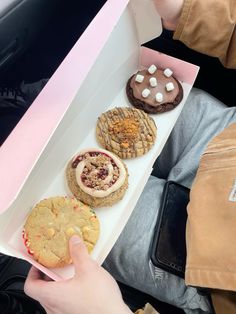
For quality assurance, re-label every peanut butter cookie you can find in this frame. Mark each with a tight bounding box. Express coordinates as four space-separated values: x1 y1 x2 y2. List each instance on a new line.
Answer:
96 107 157 159
23 196 100 268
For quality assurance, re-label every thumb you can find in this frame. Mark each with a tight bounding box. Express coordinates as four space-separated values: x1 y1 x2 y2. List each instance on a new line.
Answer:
69 235 90 275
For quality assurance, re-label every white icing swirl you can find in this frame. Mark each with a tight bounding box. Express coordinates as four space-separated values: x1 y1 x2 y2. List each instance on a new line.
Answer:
74 148 126 198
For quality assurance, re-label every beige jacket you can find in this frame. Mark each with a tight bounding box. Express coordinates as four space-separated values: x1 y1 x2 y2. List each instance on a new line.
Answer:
186 123 236 313
174 1 236 313
134 303 159 314
174 0 236 69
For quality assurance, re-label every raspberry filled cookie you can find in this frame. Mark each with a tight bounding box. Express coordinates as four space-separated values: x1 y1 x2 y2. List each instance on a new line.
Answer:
66 148 128 207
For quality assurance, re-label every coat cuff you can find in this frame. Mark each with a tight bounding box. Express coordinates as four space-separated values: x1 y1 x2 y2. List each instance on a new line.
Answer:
134 303 159 314
173 0 193 41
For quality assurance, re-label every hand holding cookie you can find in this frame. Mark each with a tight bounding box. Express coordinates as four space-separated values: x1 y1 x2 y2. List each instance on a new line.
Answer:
23 197 100 268
24 236 132 314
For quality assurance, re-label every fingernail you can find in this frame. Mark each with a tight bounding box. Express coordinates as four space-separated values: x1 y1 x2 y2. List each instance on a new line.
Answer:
70 235 81 245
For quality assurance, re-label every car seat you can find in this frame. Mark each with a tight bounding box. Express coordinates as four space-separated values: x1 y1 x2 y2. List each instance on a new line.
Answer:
0 0 58 73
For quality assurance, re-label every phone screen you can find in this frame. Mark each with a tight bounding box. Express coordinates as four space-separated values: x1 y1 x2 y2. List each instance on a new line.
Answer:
150 181 189 278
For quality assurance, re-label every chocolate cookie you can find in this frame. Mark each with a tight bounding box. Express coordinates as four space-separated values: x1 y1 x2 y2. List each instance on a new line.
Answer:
96 107 157 159
23 196 100 268
126 65 183 114
66 148 128 207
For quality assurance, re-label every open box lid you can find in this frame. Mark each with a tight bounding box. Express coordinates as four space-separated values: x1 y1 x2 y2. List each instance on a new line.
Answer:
0 0 162 215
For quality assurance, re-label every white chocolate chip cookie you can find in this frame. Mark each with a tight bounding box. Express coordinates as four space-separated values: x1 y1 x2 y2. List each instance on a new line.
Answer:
23 196 100 268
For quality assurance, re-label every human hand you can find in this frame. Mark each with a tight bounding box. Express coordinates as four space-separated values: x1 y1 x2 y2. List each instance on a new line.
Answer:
153 0 184 30
24 236 132 314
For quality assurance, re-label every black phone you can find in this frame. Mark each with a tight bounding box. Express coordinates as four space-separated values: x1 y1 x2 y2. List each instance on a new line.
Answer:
150 181 190 278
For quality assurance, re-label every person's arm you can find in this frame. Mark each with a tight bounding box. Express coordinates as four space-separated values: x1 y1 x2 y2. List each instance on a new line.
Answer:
24 236 133 314
154 0 236 69
153 0 184 31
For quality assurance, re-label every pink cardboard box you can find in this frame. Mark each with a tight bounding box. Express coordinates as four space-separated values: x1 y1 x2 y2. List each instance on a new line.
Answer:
0 0 199 280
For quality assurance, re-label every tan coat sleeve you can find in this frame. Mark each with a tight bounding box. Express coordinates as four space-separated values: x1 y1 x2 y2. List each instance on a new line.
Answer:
211 290 236 314
174 0 236 69
134 303 159 314
185 122 236 292
185 122 236 312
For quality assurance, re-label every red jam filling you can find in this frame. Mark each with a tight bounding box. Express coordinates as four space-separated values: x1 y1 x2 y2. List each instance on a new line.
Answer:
22 230 34 256
72 151 120 189
72 151 116 168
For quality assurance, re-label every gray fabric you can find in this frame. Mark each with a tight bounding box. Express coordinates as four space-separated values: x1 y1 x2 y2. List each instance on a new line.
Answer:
103 88 236 313
155 88 236 187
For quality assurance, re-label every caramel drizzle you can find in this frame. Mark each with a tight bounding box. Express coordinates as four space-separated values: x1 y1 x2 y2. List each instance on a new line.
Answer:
98 108 156 158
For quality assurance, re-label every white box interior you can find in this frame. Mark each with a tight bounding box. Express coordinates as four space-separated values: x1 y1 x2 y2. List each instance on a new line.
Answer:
0 1 197 280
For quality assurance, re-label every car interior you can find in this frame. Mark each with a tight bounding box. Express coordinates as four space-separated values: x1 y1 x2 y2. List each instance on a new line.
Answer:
0 1 235 313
